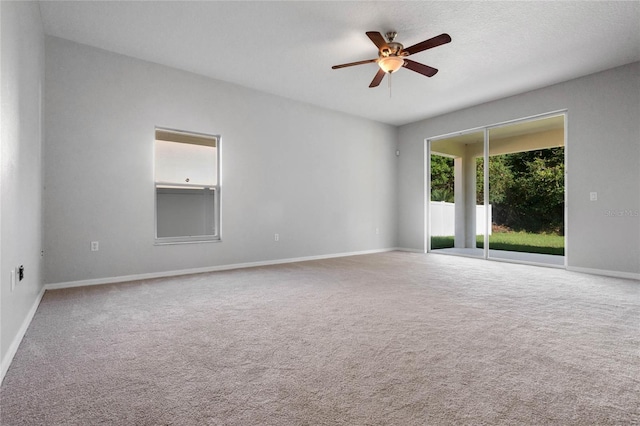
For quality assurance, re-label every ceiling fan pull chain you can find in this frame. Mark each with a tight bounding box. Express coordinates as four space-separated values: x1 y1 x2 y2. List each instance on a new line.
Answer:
388 72 392 98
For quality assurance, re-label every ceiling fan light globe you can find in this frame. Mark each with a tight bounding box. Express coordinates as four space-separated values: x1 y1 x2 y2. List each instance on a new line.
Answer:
378 56 404 73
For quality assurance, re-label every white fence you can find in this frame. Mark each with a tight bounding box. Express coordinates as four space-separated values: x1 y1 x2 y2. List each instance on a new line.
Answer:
430 202 492 237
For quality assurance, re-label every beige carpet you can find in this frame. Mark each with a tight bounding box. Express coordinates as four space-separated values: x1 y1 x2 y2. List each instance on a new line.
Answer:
1 252 639 425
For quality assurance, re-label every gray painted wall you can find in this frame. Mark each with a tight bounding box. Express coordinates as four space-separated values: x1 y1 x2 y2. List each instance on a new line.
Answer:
1 1 45 368
44 37 398 284
398 62 640 275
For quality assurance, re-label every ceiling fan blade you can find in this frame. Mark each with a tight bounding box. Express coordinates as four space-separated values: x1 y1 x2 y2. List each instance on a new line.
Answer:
403 33 451 56
332 58 378 69
403 59 438 77
366 31 388 49
369 68 386 88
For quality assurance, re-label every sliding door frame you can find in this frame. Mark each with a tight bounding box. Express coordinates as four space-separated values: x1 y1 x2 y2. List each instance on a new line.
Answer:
425 109 568 268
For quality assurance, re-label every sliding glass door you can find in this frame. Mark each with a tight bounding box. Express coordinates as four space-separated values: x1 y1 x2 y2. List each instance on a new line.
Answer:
487 115 565 265
427 112 566 267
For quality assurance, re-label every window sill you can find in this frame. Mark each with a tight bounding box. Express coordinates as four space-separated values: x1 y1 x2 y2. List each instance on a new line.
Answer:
154 237 222 246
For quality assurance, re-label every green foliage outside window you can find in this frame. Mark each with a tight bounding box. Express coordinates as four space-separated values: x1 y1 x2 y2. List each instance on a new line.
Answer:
430 155 454 202
430 147 564 234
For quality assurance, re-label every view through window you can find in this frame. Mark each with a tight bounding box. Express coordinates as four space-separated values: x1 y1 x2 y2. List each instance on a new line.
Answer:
154 128 220 243
428 114 565 266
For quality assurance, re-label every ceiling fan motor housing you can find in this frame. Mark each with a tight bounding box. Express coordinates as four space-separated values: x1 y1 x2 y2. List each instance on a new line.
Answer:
380 42 404 57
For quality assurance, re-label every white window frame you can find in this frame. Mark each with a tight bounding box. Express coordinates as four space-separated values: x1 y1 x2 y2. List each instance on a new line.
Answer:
154 127 221 245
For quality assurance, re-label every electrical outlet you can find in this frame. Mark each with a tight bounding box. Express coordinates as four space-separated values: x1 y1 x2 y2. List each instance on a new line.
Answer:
91 241 99 251
590 192 597 201
274 233 279 242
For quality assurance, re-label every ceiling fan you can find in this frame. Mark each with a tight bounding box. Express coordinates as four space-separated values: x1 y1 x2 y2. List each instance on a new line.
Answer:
331 31 451 88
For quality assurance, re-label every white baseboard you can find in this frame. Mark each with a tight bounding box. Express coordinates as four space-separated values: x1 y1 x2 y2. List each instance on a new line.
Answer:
1 287 46 384
567 266 640 281
45 248 399 290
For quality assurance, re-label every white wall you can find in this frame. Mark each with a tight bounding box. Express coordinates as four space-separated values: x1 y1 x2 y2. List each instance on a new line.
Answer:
398 62 640 276
1 1 45 375
44 37 398 284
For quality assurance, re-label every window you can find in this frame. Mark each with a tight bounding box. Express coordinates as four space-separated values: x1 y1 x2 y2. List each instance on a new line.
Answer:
154 128 220 244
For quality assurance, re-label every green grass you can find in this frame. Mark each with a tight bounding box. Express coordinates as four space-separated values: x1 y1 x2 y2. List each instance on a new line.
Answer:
431 236 456 250
431 232 564 256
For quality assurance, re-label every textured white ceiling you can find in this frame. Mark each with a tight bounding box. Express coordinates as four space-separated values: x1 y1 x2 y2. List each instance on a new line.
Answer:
39 1 640 126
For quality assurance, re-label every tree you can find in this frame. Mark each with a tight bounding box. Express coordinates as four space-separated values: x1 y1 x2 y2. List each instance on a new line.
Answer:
430 155 454 202
476 155 513 205
502 147 564 234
